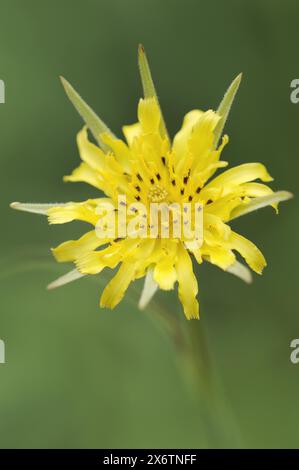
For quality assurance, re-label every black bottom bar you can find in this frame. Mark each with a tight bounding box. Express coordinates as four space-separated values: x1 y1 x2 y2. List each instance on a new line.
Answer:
0 449 298 466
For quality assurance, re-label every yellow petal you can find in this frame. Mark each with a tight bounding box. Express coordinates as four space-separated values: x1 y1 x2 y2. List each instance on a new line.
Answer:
77 127 106 172
122 122 142 147
137 97 161 135
191 248 203 265
204 213 231 240
100 262 136 309
63 162 102 189
205 195 242 221
175 242 199 319
229 231 266 274
100 132 131 172
191 134 229 183
238 182 273 198
172 109 204 160
188 110 220 157
76 243 121 274
52 230 109 262
204 183 275 221
203 162 273 199
202 245 236 270
153 259 177 290
47 200 99 225
76 239 139 274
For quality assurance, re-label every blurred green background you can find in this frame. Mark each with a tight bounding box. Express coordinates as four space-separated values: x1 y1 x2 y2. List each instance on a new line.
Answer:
0 0 298 448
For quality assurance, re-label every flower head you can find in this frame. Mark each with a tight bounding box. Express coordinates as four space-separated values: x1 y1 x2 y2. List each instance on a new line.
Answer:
11 45 292 319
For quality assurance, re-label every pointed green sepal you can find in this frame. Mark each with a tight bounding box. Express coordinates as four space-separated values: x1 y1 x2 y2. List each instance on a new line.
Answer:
214 73 242 148
138 267 158 310
10 202 65 215
226 260 252 284
47 268 85 290
230 190 293 220
60 76 115 152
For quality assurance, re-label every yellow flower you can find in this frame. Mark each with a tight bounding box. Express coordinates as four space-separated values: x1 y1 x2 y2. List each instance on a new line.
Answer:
11 45 292 319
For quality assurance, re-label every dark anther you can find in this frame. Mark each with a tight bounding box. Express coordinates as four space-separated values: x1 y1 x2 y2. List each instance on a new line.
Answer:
171 179 176 186
188 195 193 201
135 195 141 201
135 185 141 192
196 187 201 194
206 199 212 204
180 188 185 195
161 156 166 166
150 178 155 184
183 175 189 184
137 173 143 181
156 173 161 181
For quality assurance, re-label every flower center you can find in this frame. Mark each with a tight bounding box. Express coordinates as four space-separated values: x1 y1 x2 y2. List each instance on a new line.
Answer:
148 184 168 203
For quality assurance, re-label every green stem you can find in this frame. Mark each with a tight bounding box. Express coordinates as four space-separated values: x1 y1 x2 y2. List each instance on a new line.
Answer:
147 302 243 448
